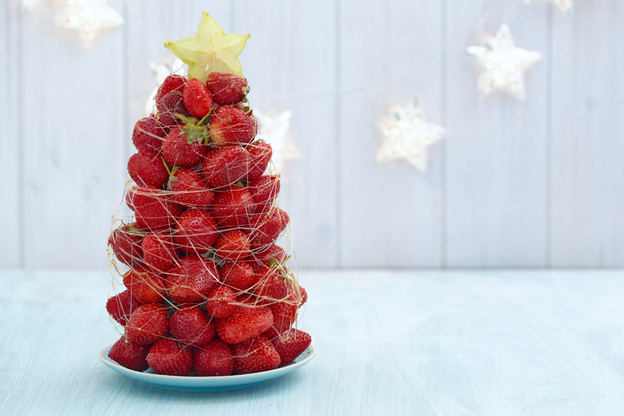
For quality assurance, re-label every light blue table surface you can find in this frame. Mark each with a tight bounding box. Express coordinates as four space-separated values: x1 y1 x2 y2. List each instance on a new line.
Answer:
2 270 624 416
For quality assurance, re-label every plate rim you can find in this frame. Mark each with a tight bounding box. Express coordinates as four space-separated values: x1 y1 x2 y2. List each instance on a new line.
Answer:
98 341 316 383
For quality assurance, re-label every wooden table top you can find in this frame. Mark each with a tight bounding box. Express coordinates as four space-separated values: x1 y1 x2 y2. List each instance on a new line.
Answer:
2 269 624 415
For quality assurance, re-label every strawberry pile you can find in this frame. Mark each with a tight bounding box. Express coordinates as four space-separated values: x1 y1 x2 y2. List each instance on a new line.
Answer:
106 72 311 376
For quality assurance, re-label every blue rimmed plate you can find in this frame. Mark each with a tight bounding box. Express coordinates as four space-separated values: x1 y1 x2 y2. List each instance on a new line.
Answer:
98 342 315 392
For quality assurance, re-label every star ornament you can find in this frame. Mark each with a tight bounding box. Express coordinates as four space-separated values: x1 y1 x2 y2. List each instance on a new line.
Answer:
375 100 445 172
52 0 124 49
467 24 541 100
165 12 250 82
255 110 300 172
525 0 574 15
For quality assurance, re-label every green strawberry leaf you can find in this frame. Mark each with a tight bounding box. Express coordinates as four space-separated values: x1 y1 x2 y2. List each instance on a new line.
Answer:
175 114 198 124
181 123 210 145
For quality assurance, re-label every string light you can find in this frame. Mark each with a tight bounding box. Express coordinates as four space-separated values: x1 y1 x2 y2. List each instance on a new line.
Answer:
525 0 574 15
255 110 300 172
375 99 444 172
467 24 541 100
52 0 124 49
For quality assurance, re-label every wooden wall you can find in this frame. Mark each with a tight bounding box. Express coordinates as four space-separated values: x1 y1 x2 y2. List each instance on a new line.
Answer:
1 0 623 269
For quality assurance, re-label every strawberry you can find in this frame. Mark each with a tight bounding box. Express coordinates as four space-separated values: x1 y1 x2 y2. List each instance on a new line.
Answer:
106 290 141 326
254 267 288 304
209 185 254 230
219 261 255 292
155 74 187 103
169 306 215 348
193 339 234 376
174 209 218 253
232 334 280 374
271 329 311 366
127 152 169 188
131 187 183 231
206 286 237 318
126 303 170 346
248 244 287 272
156 90 187 129
248 209 289 249
183 78 214 118
300 287 308 305
142 231 177 273
108 223 145 266
248 175 280 214
246 140 272 181
126 187 135 211
202 146 250 189
166 255 220 304
206 72 249 105
209 106 257 146
132 116 167 153
214 231 251 262
162 125 208 168
108 336 150 371
167 168 214 208
123 266 167 304
146 338 192 376
215 303 273 345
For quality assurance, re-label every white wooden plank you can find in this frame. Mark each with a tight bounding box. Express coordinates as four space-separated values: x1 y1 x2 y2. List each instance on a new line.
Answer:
549 1 624 267
0 1 21 267
20 0 126 268
338 0 444 268
445 1 549 267
233 0 339 268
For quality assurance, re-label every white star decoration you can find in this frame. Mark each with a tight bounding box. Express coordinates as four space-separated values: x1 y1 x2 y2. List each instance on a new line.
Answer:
255 110 301 172
52 0 124 49
525 0 574 15
467 24 541 100
376 100 445 172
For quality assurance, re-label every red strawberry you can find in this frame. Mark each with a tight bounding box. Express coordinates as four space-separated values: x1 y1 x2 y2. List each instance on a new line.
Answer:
132 187 183 231
132 116 167 153
123 266 167 304
167 168 214 208
156 90 187 129
206 72 249 105
214 231 251 262
146 338 192 376
108 223 145 266
232 335 280 374
106 290 141 326
108 336 150 371
183 78 214 118
248 175 280 214
248 244 287 272
142 231 177 273
215 303 273 344
126 187 135 211
127 152 169 188
162 125 208 168
126 303 170 346
169 306 215 348
209 186 254 230
246 140 272 181
271 329 311 366
193 339 234 376
209 106 257 146
202 146 250 189
166 256 220 304
155 74 187 103
174 209 218 253
300 287 308 305
206 286 237 318
248 209 289 250
254 267 288 304
219 261 255 292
